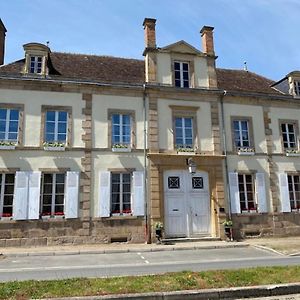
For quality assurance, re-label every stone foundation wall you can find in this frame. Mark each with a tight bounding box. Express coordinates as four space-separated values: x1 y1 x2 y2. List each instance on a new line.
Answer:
232 213 300 239
0 218 146 247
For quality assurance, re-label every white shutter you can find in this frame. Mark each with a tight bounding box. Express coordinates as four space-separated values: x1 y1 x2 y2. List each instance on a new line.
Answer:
65 171 80 219
28 171 41 219
279 173 291 212
13 171 29 220
98 171 111 217
132 171 145 216
256 172 268 213
228 172 240 214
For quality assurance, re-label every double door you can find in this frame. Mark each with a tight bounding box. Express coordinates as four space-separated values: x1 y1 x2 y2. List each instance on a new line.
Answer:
164 170 210 237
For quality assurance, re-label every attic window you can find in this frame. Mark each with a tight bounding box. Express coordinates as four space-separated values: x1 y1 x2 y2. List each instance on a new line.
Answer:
30 56 43 74
174 61 189 88
294 81 300 96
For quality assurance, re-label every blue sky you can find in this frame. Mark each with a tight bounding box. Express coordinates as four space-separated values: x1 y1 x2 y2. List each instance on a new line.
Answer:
1 0 299 80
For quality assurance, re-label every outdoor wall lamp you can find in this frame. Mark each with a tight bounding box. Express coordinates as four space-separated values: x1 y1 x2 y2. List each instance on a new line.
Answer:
187 157 197 174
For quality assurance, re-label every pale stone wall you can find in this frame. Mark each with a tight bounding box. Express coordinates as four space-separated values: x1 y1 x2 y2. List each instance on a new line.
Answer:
194 57 209 88
156 53 172 85
223 103 266 153
0 89 85 147
92 94 145 149
269 107 300 153
157 99 212 151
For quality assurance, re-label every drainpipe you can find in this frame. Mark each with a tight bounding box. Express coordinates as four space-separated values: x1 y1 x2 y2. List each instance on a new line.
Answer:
220 90 232 219
143 83 150 243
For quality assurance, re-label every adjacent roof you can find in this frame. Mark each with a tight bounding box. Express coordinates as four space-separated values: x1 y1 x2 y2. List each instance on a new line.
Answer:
0 52 281 95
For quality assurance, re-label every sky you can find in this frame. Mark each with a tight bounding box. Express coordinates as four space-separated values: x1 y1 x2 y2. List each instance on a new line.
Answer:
0 0 299 81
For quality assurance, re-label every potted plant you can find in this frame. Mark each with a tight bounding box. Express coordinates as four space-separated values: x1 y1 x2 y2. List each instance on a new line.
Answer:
176 145 195 155
43 141 66 151
154 222 163 243
111 143 131 152
222 220 233 241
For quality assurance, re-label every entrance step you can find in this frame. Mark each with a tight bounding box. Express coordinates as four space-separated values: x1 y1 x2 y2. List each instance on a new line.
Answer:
162 237 221 244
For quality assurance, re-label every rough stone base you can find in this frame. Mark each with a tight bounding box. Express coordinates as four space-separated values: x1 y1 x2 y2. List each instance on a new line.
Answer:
232 213 300 240
0 217 146 247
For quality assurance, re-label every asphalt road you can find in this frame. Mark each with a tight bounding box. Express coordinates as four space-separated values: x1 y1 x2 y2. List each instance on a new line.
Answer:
0 246 300 282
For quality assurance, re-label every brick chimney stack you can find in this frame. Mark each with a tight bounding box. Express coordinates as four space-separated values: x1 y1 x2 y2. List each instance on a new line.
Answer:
0 19 7 65
200 26 215 56
143 18 157 49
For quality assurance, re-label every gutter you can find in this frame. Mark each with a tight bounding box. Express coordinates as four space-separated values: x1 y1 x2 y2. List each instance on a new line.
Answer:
220 90 231 220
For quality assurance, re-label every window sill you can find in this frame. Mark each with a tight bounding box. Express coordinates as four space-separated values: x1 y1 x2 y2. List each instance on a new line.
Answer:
0 145 16 150
112 147 131 153
41 215 65 220
0 217 13 221
177 151 195 155
44 146 65 152
237 151 255 156
241 210 258 214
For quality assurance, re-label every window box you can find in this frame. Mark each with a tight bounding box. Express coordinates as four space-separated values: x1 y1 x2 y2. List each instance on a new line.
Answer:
43 142 66 151
176 146 195 155
237 147 255 156
112 144 131 152
0 145 16 150
286 150 300 157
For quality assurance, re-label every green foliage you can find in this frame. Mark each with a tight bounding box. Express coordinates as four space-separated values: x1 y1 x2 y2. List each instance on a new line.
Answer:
1 266 300 299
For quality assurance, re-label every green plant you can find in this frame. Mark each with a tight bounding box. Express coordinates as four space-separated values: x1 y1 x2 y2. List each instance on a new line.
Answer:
154 222 163 229
43 141 65 147
176 145 194 152
112 143 130 148
0 141 16 146
222 220 233 227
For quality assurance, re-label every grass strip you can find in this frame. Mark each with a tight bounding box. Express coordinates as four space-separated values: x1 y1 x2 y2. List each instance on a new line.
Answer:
1 266 300 299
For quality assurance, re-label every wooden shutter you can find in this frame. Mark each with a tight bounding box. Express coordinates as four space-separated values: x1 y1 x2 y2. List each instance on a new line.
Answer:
28 171 41 219
256 172 268 213
65 171 80 219
13 171 29 220
132 171 145 216
98 171 111 217
279 173 291 212
228 172 240 214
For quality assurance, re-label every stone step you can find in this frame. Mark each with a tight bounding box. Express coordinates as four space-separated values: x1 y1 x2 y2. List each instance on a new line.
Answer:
161 236 221 244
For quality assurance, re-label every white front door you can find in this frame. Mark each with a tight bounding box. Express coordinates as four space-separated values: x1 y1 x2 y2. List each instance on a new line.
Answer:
164 170 210 237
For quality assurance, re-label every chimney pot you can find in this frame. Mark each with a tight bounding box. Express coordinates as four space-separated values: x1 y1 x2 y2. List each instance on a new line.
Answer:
143 18 157 49
0 19 7 65
200 25 215 56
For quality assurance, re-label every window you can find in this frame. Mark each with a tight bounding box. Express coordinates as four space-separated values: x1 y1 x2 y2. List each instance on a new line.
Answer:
174 61 189 88
175 117 193 148
45 111 68 144
112 114 131 146
0 108 19 143
288 175 300 210
168 176 180 189
281 122 297 149
0 174 15 218
30 56 43 74
111 173 131 215
40 173 65 217
294 81 300 96
233 120 250 148
238 174 256 212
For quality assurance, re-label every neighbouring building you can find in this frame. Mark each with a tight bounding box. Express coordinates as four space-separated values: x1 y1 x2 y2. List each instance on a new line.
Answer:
0 17 299 247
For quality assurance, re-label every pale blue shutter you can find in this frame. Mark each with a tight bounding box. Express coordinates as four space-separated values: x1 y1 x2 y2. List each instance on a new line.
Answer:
98 171 111 217
28 171 41 219
65 171 80 219
256 172 268 213
13 171 29 220
132 171 145 216
228 172 240 214
279 173 291 212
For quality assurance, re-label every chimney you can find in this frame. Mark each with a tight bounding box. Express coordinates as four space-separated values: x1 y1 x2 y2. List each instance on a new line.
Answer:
143 18 156 49
200 26 215 56
0 19 7 65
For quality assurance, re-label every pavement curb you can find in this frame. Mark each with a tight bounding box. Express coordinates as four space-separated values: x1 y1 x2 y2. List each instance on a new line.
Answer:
1 242 249 257
40 283 300 299
253 244 285 256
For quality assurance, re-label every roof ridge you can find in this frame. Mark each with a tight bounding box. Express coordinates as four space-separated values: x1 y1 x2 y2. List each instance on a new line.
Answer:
51 52 144 62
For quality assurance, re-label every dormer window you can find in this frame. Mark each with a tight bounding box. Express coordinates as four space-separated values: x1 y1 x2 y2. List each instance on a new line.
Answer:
30 56 43 74
294 81 300 96
174 61 189 88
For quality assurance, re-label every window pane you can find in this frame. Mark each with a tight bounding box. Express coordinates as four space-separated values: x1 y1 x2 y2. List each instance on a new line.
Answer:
57 134 67 142
4 185 14 194
55 205 64 213
46 111 55 121
0 121 6 132
182 63 189 71
9 121 18 133
233 121 239 130
241 121 248 131
183 80 189 88
42 195 52 205
112 174 120 183
46 122 55 134
122 115 130 125
8 133 17 141
58 111 67 122
183 71 189 80
55 195 64 205
112 114 120 124
123 173 131 182
175 118 182 127
56 184 65 194
288 124 294 133
176 137 183 146
43 184 52 194
185 128 192 139
175 79 181 87
45 133 55 142
44 174 53 184
58 123 67 134
174 62 180 70
176 128 183 138
0 109 7 120
184 118 192 127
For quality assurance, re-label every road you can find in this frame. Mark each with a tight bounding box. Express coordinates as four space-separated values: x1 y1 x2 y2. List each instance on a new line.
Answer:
0 246 300 282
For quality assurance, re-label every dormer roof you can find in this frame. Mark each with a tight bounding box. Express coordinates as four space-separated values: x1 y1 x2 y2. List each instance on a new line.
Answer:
160 40 204 56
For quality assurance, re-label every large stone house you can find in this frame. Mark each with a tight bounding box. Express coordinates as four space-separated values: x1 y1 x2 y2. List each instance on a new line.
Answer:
0 17 299 247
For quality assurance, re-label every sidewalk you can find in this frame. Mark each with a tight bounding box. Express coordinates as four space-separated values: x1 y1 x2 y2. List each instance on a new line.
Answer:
0 236 299 257
0 239 249 257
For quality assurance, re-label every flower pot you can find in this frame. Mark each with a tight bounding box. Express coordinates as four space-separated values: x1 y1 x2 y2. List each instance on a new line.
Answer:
224 226 233 241
155 228 163 243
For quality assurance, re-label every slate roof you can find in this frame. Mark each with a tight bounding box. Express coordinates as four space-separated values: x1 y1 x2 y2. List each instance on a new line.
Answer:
0 52 280 95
